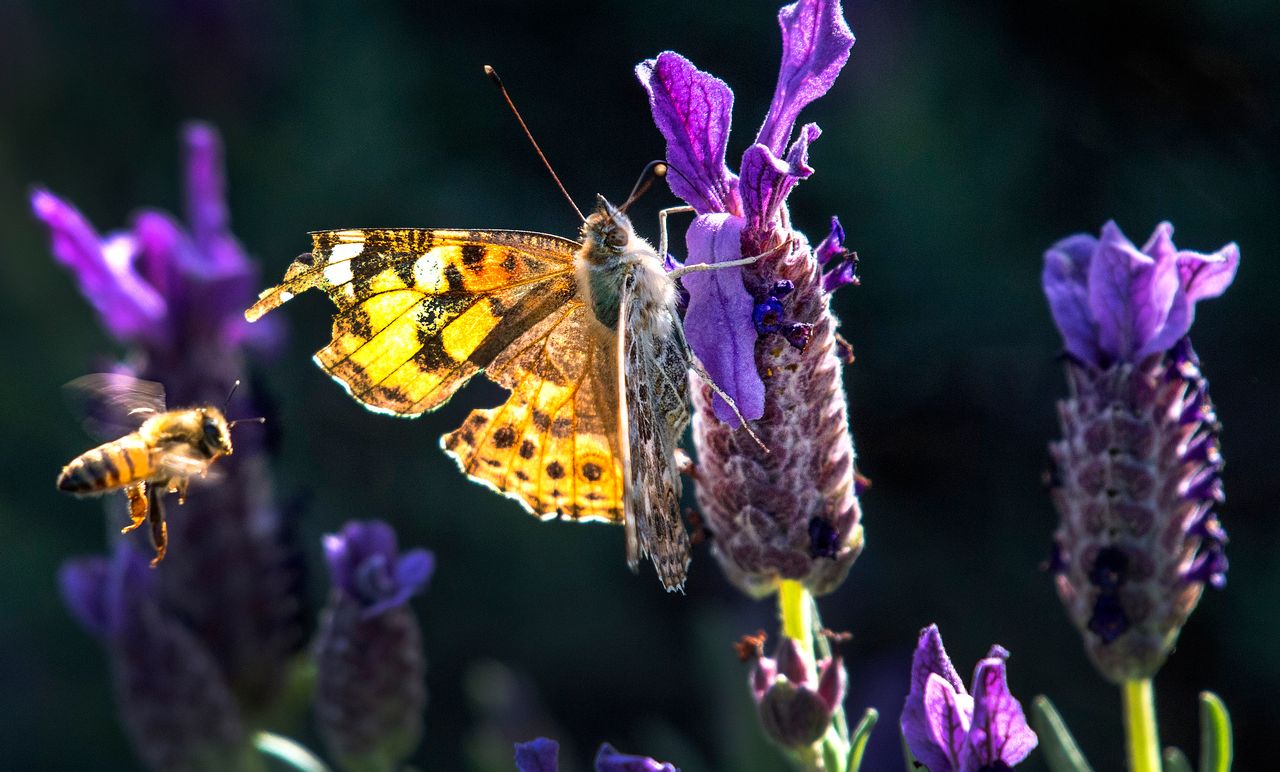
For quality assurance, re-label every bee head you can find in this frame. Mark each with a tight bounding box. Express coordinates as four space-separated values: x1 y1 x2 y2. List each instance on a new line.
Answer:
198 408 234 457
580 195 634 266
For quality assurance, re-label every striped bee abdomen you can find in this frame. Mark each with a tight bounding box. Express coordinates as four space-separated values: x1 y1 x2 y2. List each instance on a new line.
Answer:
57 434 153 494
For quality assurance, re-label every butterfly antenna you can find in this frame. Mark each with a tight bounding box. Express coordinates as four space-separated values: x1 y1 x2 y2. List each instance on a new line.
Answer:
618 160 667 213
484 65 585 222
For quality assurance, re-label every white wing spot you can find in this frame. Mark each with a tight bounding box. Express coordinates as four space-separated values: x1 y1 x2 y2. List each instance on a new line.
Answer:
329 242 363 263
413 251 447 292
323 260 354 286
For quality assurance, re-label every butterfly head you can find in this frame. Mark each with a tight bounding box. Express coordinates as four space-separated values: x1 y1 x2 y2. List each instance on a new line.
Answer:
580 195 637 267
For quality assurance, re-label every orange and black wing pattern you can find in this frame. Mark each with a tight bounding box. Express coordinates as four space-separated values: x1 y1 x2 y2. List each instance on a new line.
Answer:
441 300 625 523
246 228 580 416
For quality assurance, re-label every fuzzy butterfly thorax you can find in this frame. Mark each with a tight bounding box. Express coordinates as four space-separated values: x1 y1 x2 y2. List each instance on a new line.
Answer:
576 196 678 334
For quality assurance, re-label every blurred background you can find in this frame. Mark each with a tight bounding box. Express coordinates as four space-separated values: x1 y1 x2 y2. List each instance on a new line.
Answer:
1 0 1276 769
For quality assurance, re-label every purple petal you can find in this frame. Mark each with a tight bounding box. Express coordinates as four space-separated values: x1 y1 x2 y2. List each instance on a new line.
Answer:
908 625 967 699
132 210 195 303
1042 232 1100 365
394 549 435 597
682 214 764 427
1177 241 1239 304
515 737 560 772
740 123 820 235
31 188 167 342
923 673 972 772
756 0 854 154
1088 221 1179 362
183 123 229 257
817 656 846 713
815 216 845 264
901 625 968 772
594 742 679 772
58 557 113 638
636 53 741 215
960 658 1037 771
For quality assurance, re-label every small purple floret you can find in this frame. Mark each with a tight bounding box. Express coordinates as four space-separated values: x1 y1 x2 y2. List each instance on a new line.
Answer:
515 737 560 772
1043 221 1238 367
753 297 786 334
594 743 680 772
323 521 434 620
901 625 1037 772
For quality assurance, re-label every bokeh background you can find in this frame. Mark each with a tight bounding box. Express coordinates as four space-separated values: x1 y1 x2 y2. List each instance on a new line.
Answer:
1 0 1276 769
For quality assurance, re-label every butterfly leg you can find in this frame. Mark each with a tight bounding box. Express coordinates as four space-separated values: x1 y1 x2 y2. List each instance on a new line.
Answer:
122 482 149 534
657 205 695 260
684 349 769 453
668 237 793 280
146 485 168 567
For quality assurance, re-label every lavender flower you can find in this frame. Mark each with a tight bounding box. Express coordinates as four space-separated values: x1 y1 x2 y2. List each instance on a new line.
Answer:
60 547 254 770
748 637 846 749
314 521 433 769
1043 221 1238 681
35 123 302 718
638 0 863 597
900 625 1037 772
514 738 680 772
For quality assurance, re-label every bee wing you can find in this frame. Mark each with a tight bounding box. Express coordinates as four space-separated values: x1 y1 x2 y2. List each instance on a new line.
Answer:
64 373 168 440
155 446 218 481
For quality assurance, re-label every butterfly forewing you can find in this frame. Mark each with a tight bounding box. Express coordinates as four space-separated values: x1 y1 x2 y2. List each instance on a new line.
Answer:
618 272 692 590
442 300 625 523
246 228 580 416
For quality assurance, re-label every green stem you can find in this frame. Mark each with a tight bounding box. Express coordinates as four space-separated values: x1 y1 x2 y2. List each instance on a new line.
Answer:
1122 679 1161 772
779 579 812 648
777 580 851 771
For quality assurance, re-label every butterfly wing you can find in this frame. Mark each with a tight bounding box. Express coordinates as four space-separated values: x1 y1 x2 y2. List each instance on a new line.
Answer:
441 300 625 523
246 228 580 415
617 271 691 591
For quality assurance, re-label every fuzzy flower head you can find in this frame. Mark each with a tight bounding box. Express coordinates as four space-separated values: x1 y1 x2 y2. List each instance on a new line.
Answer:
1044 222 1236 682
315 521 433 769
638 0 863 597
1043 221 1238 367
900 625 1037 772
60 547 251 770
747 637 846 749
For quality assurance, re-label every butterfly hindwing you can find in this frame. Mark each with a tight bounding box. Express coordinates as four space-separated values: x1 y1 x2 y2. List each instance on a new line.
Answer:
442 300 625 523
246 228 580 416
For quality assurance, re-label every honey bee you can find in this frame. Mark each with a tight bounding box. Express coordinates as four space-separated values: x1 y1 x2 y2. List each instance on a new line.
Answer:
57 374 256 566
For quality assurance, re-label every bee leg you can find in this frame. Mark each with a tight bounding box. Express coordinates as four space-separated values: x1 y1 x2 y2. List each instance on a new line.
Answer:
146 485 168 567
121 483 149 534
174 477 189 505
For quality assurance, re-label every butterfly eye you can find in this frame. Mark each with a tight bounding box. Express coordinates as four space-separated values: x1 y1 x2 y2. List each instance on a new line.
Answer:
604 228 627 249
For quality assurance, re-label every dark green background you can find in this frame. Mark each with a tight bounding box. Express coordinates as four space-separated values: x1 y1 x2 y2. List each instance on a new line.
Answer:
1 1 1275 769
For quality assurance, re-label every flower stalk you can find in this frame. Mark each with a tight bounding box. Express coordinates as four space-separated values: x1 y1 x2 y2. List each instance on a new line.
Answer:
1123 678 1160 772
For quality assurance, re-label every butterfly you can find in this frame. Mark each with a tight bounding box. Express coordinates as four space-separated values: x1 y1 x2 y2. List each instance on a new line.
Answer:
245 169 764 590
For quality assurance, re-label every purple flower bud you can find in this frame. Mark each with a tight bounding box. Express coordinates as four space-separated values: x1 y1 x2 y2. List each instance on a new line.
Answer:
1044 223 1236 682
314 521 432 768
814 217 845 264
639 0 864 597
900 625 1037 772
749 638 846 749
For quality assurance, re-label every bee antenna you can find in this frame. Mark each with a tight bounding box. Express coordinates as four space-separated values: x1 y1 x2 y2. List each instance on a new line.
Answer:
223 380 241 412
618 160 667 214
484 65 585 223
228 417 267 428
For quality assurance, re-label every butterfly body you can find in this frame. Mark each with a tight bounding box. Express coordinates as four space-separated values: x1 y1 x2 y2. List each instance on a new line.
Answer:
246 198 696 589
